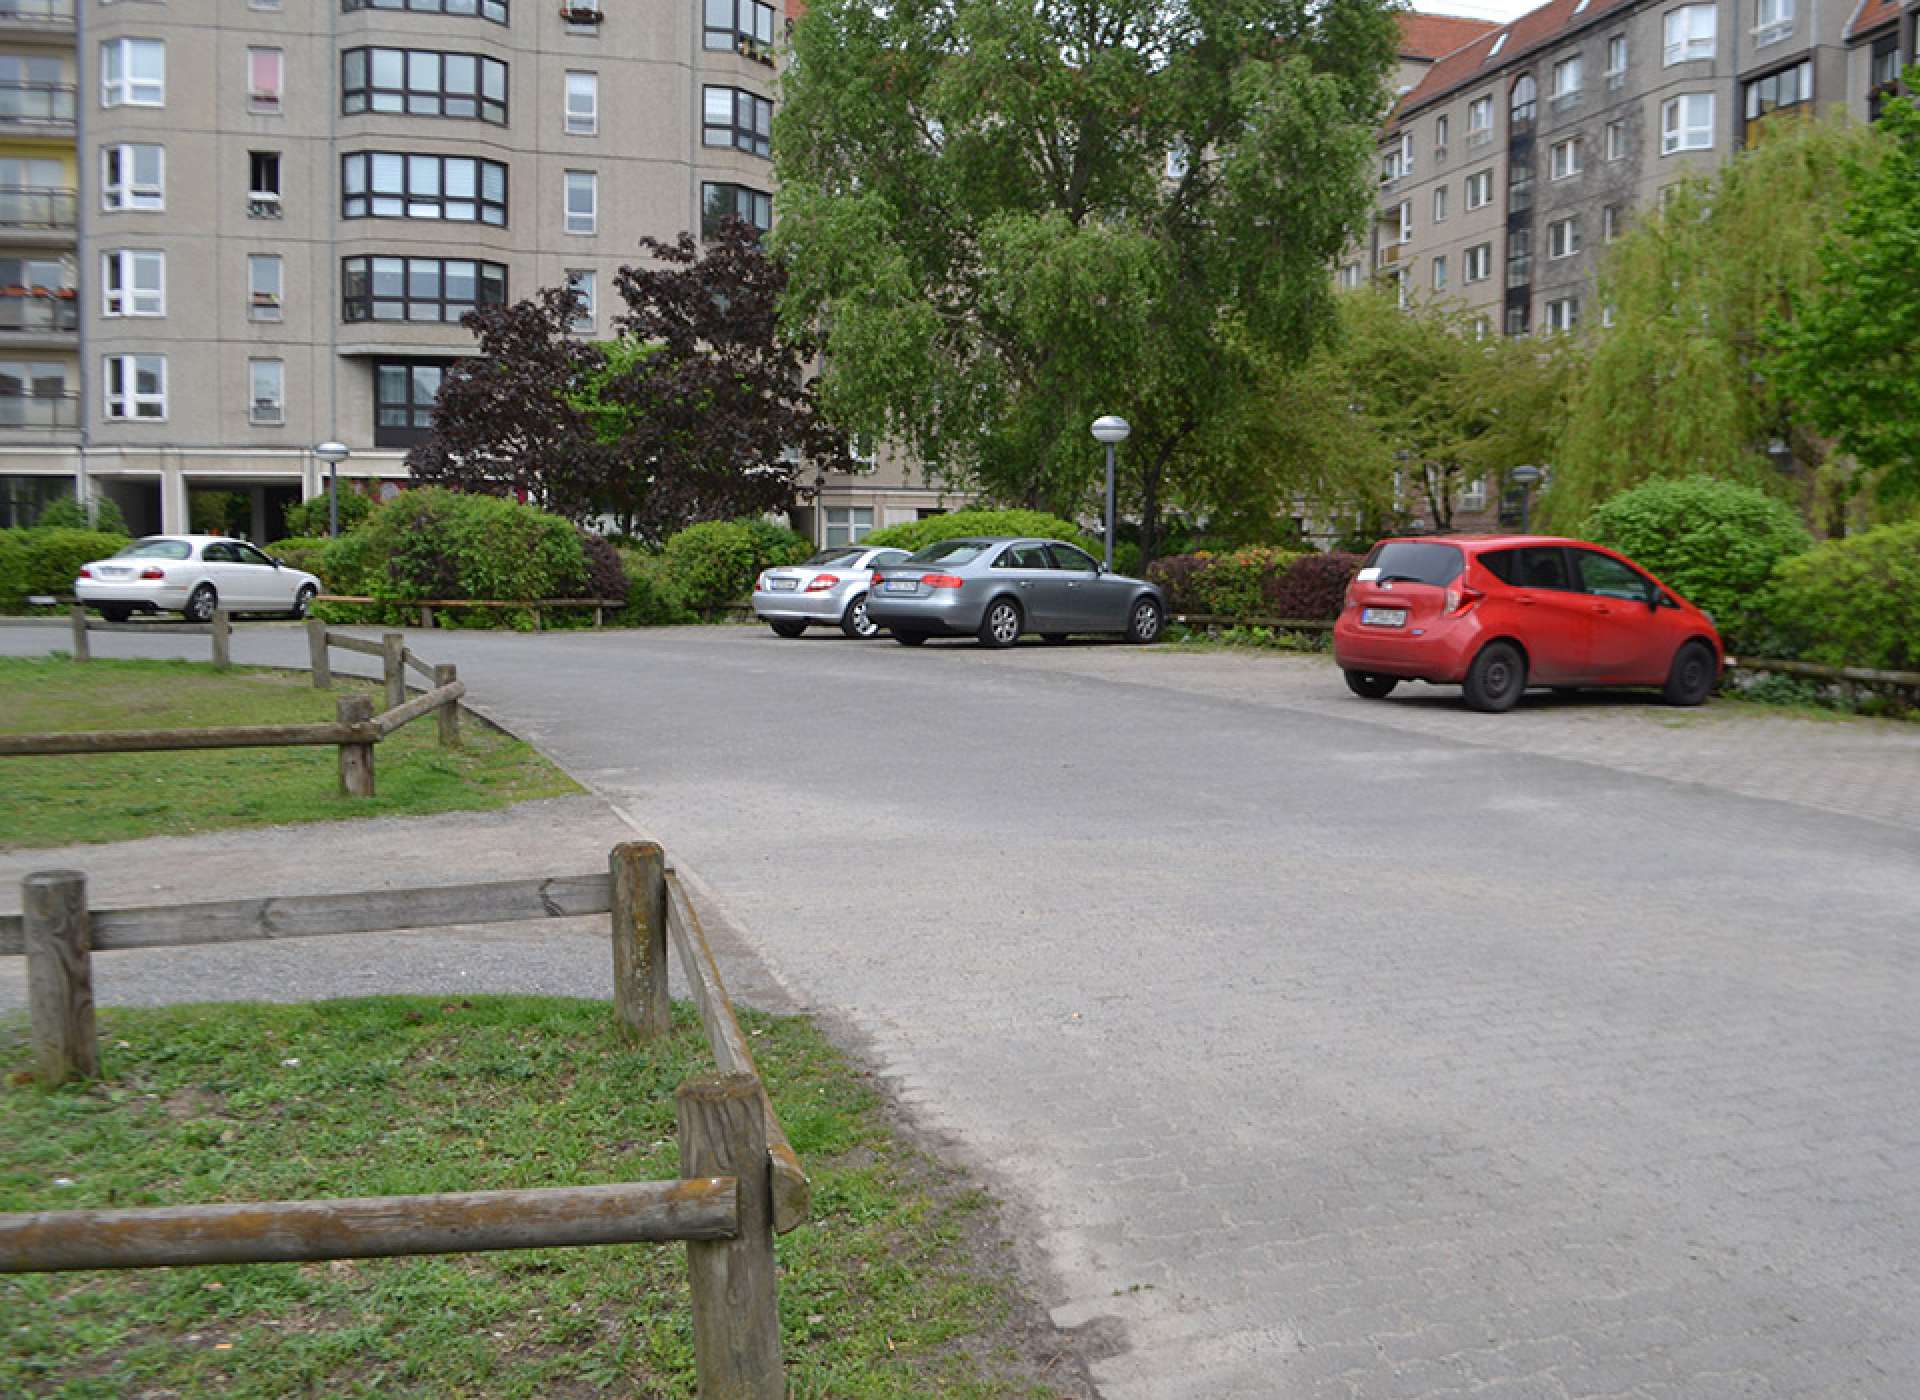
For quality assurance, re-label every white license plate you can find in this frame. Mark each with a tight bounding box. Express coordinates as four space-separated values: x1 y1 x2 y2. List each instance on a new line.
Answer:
769 578 798 591
1361 607 1408 627
97 566 131 578
883 579 918 593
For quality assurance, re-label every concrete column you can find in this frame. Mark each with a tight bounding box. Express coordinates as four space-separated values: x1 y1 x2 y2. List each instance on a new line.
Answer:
159 464 188 534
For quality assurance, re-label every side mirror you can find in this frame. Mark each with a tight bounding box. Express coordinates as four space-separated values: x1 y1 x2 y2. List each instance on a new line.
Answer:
271 558 283 568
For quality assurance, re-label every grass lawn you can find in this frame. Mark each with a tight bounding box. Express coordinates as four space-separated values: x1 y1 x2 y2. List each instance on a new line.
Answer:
1 996 1064 1398
0 656 580 849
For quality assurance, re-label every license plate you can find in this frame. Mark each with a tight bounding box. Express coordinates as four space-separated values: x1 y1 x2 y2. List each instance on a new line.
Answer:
769 578 798 591
97 567 130 578
1361 607 1408 627
883 579 917 593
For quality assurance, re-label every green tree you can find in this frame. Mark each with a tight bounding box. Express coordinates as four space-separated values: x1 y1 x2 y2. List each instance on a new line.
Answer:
773 0 1398 563
1765 78 1920 518
1550 112 1883 531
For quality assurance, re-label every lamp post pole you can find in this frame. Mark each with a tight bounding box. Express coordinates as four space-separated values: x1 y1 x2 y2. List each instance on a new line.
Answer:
1510 464 1543 532
315 441 351 538
1089 415 1131 570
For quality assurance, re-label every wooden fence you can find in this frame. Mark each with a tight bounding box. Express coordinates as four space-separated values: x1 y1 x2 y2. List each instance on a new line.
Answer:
67 602 234 667
0 841 805 1398
1173 612 1335 633
316 594 627 630
1 620 466 797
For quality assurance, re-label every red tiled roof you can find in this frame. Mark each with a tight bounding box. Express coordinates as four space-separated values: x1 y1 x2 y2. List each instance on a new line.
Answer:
1396 0 1640 116
1396 11 1503 60
1843 0 1901 40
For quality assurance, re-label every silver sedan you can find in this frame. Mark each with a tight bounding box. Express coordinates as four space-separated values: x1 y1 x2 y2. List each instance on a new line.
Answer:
753 545 913 639
865 537 1167 648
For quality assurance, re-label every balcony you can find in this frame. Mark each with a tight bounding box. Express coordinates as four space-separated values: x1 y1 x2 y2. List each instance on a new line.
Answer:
0 0 75 34
0 80 75 130
0 185 75 242
0 288 78 342
0 387 76 429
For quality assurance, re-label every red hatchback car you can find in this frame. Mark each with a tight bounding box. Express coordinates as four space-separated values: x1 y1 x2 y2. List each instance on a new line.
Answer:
1333 535 1723 713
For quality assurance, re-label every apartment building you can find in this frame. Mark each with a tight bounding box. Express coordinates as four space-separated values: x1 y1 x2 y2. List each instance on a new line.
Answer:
0 0 953 545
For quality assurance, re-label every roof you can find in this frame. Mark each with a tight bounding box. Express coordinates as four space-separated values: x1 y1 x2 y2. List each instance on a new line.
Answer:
1395 0 1640 117
1843 0 1902 40
1396 11 1503 60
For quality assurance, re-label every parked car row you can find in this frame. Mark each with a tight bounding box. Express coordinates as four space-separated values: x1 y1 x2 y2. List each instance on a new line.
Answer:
75 535 322 622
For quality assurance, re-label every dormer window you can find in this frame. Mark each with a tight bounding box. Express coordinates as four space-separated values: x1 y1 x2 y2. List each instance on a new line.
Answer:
1487 31 1508 59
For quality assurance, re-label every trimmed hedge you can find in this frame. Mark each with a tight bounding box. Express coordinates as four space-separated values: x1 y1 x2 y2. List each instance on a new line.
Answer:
1147 548 1302 617
1262 552 1364 620
659 518 809 617
1 529 133 610
268 536 331 583
280 489 375 540
1761 520 1920 672
861 509 1093 554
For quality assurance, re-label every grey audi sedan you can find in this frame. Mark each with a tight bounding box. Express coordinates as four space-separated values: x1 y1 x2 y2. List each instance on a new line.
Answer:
865 537 1167 648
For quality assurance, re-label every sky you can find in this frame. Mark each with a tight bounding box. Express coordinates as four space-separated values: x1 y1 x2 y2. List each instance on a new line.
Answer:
1412 0 1539 23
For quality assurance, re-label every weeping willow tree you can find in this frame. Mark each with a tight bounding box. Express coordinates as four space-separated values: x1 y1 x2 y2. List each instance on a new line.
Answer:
1547 111 1885 532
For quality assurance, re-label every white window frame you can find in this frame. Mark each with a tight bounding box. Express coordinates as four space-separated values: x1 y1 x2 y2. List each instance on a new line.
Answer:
1464 242 1492 283
1550 137 1583 180
1339 261 1361 290
101 143 164 211
1164 143 1190 181
565 268 594 332
104 353 166 420
1488 32 1508 58
1546 297 1579 332
565 70 598 136
1605 120 1628 160
1663 6 1716 65
564 170 596 235
824 506 874 547
1432 184 1448 222
1434 114 1448 153
101 248 164 317
247 47 284 113
1754 0 1793 46
1458 474 1488 510
1468 95 1493 132
1432 254 1448 291
1552 55 1583 98
248 253 282 321
1606 34 1628 75
1662 93 1714 153
101 37 165 108
248 358 284 425
1465 168 1493 210
1603 204 1622 241
1548 215 1582 258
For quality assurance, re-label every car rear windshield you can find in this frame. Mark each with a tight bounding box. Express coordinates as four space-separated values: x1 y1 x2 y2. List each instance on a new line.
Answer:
801 548 865 567
906 540 988 566
1362 541 1463 587
114 538 191 560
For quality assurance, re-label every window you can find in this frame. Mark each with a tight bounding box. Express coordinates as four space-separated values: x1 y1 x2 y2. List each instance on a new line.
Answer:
248 359 284 424
1488 31 1508 58
1869 35 1901 118
374 360 447 445
104 354 165 420
249 254 282 320
1047 542 1099 572
1605 119 1628 160
1465 168 1493 209
565 71 597 135
1601 303 1616 327
1602 203 1623 241
1506 305 1530 336
1480 546 1570 589
1507 155 1533 214
1545 297 1579 331
248 48 283 113
565 269 594 332
1471 315 1490 340
341 48 508 125
704 0 776 58
1550 137 1582 179
1510 73 1536 123
1434 114 1448 153
1663 6 1715 64
249 151 281 217
1468 95 1493 133
1506 228 1531 287
1432 255 1448 290
703 85 772 157
1662 93 1714 152
1458 475 1487 510
1754 0 1793 46
1548 215 1581 258
1573 549 1653 600
1432 184 1448 222
101 143 163 211
1338 261 1362 289
343 0 509 23
1743 61 1812 145
1464 242 1491 282
102 249 164 316
0 54 67 127
1164 144 1189 181
1606 34 1627 75
342 256 506 321
0 360 72 429
824 507 874 546
342 152 507 225
1382 131 1413 182
564 170 596 234
702 181 772 236
102 38 164 107
1552 55 1582 98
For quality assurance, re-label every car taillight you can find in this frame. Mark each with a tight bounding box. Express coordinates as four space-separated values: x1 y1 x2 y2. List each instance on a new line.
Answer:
756 572 769 591
805 573 840 592
1444 585 1485 614
77 566 92 579
872 570 885 586
921 574 964 589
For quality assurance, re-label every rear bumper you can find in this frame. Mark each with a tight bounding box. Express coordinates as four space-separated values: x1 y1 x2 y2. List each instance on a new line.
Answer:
75 580 191 612
752 588 852 624
1333 615 1477 683
865 590 982 634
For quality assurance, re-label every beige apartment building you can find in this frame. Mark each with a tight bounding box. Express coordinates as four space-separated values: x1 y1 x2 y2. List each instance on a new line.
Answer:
0 0 955 545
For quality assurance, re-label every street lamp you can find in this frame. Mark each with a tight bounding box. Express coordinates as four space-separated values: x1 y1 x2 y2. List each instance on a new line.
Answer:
1089 415 1130 571
314 441 351 538
1509 464 1544 532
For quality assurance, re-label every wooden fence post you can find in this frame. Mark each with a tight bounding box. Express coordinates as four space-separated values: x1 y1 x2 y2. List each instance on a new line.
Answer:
678 1074 782 1400
609 842 670 1040
210 609 231 670
24 870 98 1087
306 619 331 688
434 664 460 748
381 633 406 712
67 604 89 663
337 694 375 798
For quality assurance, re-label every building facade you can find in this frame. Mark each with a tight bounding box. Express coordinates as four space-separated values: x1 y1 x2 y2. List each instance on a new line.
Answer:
0 0 954 544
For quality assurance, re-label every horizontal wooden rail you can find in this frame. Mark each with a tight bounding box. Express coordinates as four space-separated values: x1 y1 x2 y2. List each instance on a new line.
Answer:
1173 612 1335 631
0 718 370 757
323 631 387 659
82 619 217 636
0 1177 739 1273
373 679 465 737
0 872 614 956
402 647 437 682
665 873 811 1235
1727 655 1920 689
318 595 624 608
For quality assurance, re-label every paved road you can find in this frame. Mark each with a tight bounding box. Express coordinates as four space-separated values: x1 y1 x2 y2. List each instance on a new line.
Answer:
5 622 1918 1399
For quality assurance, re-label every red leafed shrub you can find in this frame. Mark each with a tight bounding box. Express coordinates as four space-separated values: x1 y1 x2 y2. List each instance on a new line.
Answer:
1262 552 1363 621
1145 553 1211 612
576 529 631 605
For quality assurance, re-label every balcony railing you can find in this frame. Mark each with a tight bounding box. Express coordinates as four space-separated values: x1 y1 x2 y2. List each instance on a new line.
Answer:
0 389 76 427
0 291 78 332
0 185 75 230
0 0 76 23
0 81 76 126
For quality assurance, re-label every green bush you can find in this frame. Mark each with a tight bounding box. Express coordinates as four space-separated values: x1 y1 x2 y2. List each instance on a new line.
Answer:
861 509 1093 555
1760 520 1920 671
22 529 132 601
659 518 808 616
614 547 695 625
279 489 376 540
34 495 129 535
0 529 25 611
1579 476 1812 645
267 536 331 584
1146 548 1301 618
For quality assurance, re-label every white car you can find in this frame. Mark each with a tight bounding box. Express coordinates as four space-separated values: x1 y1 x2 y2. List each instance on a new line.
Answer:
753 545 913 638
76 535 321 623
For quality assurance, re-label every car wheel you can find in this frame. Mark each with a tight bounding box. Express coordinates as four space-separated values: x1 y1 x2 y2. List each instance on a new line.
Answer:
893 628 929 647
99 604 133 623
1662 640 1716 707
290 584 317 620
1125 597 1165 644
184 584 217 624
768 619 807 638
841 593 881 640
1463 640 1526 713
1344 670 1398 700
977 597 1023 648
